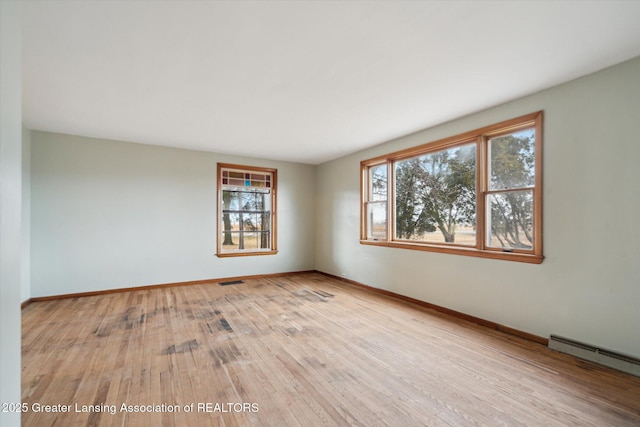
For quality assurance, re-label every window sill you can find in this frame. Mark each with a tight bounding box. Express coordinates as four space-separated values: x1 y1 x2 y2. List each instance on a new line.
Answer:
216 250 278 258
360 240 543 264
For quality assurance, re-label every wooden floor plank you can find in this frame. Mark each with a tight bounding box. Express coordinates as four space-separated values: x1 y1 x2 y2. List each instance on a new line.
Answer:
22 272 640 426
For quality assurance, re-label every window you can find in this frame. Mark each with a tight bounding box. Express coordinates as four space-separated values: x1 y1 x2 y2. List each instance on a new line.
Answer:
217 163 277 257
361 112 542 263
366 164 388 240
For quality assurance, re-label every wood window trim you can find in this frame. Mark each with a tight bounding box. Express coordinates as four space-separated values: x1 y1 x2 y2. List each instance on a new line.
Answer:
216 163 278 258
360 112 543 264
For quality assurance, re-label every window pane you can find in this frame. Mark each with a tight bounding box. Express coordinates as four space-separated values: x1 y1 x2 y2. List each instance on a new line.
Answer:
221 231 238 249
221 189 272 251
221 190 272 251
255 213 270 231
367 202 387 239
369 164 387 201
489 129 535 190
227 213 240 231
222 190 270 212
241 191 255 210
395 144 476 244
243 213 259 232
222 190 239 210
487 190 533 250
240 232 260 250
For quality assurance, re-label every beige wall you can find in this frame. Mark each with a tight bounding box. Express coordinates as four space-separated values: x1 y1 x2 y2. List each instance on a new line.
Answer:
0 1 23 424
31 132 316 297
316 56 640 358
22 127 31 302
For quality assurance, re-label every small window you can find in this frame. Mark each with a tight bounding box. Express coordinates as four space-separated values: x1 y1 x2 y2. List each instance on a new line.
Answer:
361 112 543 263
364 163 388 240
217 163 277 257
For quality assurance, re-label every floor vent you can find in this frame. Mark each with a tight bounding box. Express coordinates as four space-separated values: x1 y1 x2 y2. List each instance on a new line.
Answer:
549 335 640 377
219 280 244 286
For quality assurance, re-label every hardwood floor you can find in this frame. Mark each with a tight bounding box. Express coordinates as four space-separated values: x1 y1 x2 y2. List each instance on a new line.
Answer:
21 272 640 426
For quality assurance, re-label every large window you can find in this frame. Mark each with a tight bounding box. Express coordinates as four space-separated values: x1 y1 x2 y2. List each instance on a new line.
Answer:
217 163 277 257
361 112 542 263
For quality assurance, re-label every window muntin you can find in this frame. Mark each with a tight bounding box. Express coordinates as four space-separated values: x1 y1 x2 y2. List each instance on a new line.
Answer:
217 164 277 257
361 112 542 263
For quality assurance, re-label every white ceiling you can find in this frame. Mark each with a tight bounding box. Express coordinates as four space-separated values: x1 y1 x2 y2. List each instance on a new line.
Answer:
22 1 640 165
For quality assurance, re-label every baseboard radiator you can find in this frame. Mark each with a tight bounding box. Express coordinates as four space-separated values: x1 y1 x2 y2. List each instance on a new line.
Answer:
548 335 640 377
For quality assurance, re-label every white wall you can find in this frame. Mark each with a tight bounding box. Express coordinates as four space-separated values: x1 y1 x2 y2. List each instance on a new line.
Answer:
316 56 640 358
0 1 23 425
22 127 31 302
31 132 316 297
